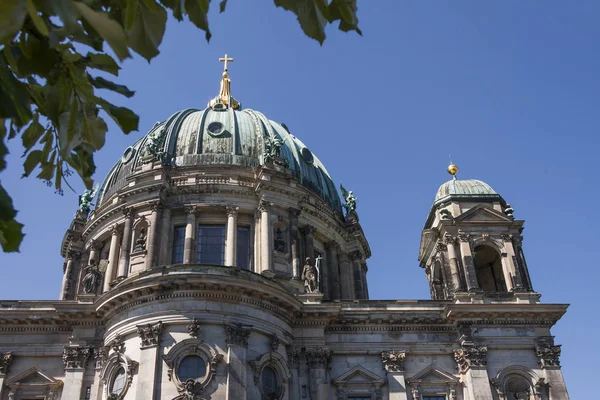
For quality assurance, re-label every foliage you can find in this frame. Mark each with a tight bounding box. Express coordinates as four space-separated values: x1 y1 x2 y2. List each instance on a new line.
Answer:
0 0 361 252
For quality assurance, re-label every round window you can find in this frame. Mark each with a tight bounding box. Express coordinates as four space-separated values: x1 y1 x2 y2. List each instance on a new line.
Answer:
261 366 279 397
110 367 126 395
301 147 314 164
121 146 135 164
206 122 225 136
177 355 207 383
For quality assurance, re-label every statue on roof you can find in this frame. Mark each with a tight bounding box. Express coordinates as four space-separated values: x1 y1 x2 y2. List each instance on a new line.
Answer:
141 125 166 164
340 184 357 215
78 184 99 214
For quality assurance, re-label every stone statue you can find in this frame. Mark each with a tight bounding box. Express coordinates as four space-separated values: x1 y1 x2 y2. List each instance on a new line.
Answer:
133 228 147 252
78 184 99 214
264 135 282 162
340 184 357 215
142 125 166 164
301 257 319 293
82 265 101 294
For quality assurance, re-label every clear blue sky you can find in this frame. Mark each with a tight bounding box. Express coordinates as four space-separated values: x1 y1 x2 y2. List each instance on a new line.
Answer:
1 1 598 396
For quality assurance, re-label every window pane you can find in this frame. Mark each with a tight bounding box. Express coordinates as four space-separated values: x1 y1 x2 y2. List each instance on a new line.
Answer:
178 355 207 382
197 225 225 265
423 397 446 400
261 366 278 395
172 225 186 264
110 367 126 395
236 227 251 270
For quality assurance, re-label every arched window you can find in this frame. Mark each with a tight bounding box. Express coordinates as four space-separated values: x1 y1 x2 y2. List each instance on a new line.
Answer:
110 367 126 396
261 366 280 399
178 355 207 383
473 245 506 292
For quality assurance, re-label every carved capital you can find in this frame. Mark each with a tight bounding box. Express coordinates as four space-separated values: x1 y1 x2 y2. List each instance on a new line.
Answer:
0 351 14 375
325 241 341 252
257 200 272 213
122 206 134 218
226 205 239 217
349 250 362 261
137 321 164 348
301 225 316 236
110 224 120 236
93 346 107 370
457 230 471 243
535 338 561 368
501 234 513 242
435 241 447 252
224 323 252 348
288 207 301 219
270 334 280 352
286 346 301 368
67 250 81 260
63 346 92 370
305 347 331 368
150 200 163 213
187 318 201 338
443 233 456 245
184 205 198 215
453 345 487 373
381 351 406 373
110 333 125 354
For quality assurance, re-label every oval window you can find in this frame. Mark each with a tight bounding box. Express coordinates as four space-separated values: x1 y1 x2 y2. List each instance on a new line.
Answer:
178 355 207 382
121 146 135 164
261 366 279 397
110 367 126 395
206 121 225 136
301 147 314 164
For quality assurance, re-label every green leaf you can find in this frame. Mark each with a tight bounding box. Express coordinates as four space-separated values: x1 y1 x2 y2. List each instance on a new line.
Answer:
22 148 42 176
57 100 82 158
328 0 361 35
0 126 7 171
125 0 138 30
15 36 60 76
160 0 184 20
0 0 27 45
0 57 32 126
25 0 49 36
89 76 135 97
37 149 56 180
21 118 45 151
0 217 24 252
73 2 131 61
274 0 328 44
219 0 227 13
127 1 168 61
81 112 108 149
86 52 120 76
50 0 79 33
99 99 139 133
184 0 211 41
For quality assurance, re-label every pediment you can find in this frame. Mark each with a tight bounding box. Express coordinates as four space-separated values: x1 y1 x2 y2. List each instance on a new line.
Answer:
333 365 385 386
6 366 59 386
455 205 512 223
407 365 459 385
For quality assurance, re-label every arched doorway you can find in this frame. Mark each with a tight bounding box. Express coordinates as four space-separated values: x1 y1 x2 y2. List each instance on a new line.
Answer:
473 245 507 292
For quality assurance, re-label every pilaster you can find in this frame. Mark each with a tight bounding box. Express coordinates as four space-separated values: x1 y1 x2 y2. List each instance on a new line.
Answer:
535 338 569 399
382 351 408 400
258 200 272 274
117 207 134 278
62 345 92 400
225 323 252 400
305 347 330 400
325 242 341 300
453 344 493 400
136 321 164 400
457 231 480 292
225 206 239 267
183 206 198 264
146 201 162 269
0 352 14 400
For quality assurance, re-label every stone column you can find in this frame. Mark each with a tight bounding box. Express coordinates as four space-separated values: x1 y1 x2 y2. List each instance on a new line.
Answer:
225 323 252 400
135 321 164 400
258 200 272 274
305 347 330 400
325 242 341 299
513 236 534 291
146 202 162 270
382 351 408 400
183 206 197 264
453 344 493 400
287 347 301 400
444 233 464 292
361 262 369 299
302 225 316 263
89 347 106 400
350 251 364 299
159 207 171 265
501 235 525 291
225 206 239 267
289 208 301 279
88 239 99 266
339 252 353 300
0 352 14 399
104 226 120 292
535 338 569 399
117 207 134 279
62 346 92 400
60 251 78 300
457 231 480 292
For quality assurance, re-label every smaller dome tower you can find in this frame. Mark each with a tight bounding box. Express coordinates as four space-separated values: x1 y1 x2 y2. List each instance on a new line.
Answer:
418 164 536 303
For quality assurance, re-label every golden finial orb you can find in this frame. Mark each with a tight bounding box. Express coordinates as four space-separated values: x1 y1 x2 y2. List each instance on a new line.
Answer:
447 162 459 178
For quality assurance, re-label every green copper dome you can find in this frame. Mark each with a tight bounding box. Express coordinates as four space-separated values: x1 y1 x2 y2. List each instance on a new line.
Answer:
434 179 499 205
97 107 342 211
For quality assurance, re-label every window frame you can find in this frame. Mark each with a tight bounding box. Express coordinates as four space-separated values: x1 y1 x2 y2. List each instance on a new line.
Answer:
171 225 186 264
236 225 251 270
100 352 138 400
196 224 226 265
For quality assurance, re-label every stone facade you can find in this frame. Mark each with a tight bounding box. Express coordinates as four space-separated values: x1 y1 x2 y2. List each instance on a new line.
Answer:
0 71 570 400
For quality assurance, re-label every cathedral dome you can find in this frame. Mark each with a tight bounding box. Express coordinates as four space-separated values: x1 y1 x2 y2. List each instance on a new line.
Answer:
96 107 342 211
434 179 498 205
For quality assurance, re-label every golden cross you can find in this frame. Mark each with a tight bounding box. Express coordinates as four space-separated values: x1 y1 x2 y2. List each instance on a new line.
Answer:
219 53 234 72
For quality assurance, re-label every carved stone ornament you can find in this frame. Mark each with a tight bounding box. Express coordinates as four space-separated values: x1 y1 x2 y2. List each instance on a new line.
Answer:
226 205 239 217
270 334 281 352
457 231 471 242
63 346 92 370
286 346 301 368
0 351 13 375
453 345 487 373
443 233 456 245
435 241 447 252
187 318 201 337
381 351 406 373
535 342 561 368
111 334 125 354
137 321 164 348
94 346 107 369
100 352 138 400
440 208 452 220
224 322 252 348
305 347 331 368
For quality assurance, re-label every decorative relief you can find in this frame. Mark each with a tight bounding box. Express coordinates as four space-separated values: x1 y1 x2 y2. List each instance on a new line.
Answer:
226 205 239 217
435 241 447 252
535 338 561 368
443 233 456 245
457 231 471 243
440 209 452 220
270 334 281 352
122 206 134 219
187 318 201 337
224 322 252 348
184 205 198 215
63 346 92 369
257 200 272 213
111 334 125 354
137 321 164 348
94 346 107 369
286 346 301 368
0 351 13 375
305 347 331 368
453 345 487 373
381 351 406 372
501 234 513 242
